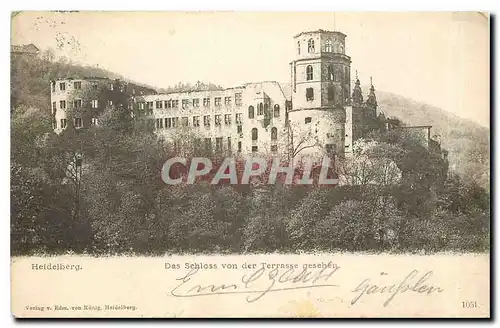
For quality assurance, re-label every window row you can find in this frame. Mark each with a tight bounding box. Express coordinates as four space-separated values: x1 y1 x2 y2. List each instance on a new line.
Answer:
303 87 336 102
142 93 243 110
251 127 278 141
305 64 346 82
154 114 243 129
297 39 344 55
248 104 281 119
54 117 98 129
51 81 122 92
51 99 112 112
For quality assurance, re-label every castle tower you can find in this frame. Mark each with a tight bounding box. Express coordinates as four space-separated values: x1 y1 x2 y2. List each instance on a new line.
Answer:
289 30 351 158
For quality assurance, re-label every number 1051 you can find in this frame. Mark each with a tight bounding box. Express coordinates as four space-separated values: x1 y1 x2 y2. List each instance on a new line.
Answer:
462 301 478 308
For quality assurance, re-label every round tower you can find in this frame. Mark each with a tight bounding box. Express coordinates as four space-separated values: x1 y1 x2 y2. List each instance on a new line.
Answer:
289 30 351 158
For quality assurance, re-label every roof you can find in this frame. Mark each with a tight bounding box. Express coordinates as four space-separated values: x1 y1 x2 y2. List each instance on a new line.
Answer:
294 29 346 39
11 43 39 54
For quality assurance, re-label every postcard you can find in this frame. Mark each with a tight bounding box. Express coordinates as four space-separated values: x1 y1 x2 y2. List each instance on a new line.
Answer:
10 11 490 318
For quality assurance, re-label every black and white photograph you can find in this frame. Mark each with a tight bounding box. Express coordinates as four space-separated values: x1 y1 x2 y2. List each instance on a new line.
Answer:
10 11 490 318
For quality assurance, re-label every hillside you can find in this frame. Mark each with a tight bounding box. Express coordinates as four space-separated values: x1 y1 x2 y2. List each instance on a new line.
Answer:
373 88 490 189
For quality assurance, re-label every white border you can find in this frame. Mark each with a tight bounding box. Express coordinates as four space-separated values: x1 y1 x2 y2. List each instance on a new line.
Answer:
2 1 497 326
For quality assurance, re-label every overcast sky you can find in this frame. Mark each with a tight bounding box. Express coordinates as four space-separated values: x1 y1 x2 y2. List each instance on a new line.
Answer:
11 11 489 127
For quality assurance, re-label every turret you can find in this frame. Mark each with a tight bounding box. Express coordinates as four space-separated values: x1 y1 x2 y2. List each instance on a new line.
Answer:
352 71 363 106
366 76 378 110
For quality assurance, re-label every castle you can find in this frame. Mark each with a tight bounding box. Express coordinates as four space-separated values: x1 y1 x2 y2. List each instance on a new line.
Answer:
50 30 388 159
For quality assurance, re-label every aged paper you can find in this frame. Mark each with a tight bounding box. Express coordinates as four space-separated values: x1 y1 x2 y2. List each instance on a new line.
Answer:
10 11 490 318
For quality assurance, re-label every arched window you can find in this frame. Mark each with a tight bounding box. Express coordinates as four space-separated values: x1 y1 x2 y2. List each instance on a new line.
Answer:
248 105 255 118
297 41 300 55
271 127 277 140
327 65 334 80
273 104 280 117
325 39 332 52
306 65 313 81
308 39 315 53
339 44 344 54
251 128 258 141
258 103 264 115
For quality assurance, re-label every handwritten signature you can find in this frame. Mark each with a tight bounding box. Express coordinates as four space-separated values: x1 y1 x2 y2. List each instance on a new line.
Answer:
171 263 341 303
351 270 444 307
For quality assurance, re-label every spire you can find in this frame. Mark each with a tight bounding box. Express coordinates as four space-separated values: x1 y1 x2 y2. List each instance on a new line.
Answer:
366 76 378 109
352 70 363 106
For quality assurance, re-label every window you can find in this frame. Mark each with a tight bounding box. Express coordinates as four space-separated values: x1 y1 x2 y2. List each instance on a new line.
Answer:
156 118 163 129
74 81 82 90
258 103 263 116
174 117 180 128
203 98 210 107
306 88 314 101
235 93 242 106
91 99 99 108
306 65 313 81
165 100 172 108
52 121 57 130
328 65 334 80
172 100 179 108
165 117 172 128
248 106 255 119
305 117 312 124
215 114 221 126
193 116 200 127
147 101 154 109
236 113 242 124
297 41 301 55
204 138 212 153
60 119 67 129
325 39 332 52
52 102 56 113
271 127 277 140
328 86 335 102
237 125 242 133
51 82 55 92
110 83 114 91
273 104 280 117
58 100 65 110
271 145 278 152
181 117 188 127
224 114 231 125
215 137 223 152
308 39 315 53
91 118 98 125
227 137 231 151
74 99 82 109
182 99 189 108
238 141 242 152
215 97 222 106
60 82 66 91
252 146 258 153
251 128 258 141
203 115 210 126
138 102 145 110
74 118 82 128
92 83 98 90
224 96 231 106
193 98 200 107
156 101 163 109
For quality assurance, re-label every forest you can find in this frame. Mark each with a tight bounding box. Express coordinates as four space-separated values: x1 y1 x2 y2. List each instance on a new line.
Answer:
10 53 490 256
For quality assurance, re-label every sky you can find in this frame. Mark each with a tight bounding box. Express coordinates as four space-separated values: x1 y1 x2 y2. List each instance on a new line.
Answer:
11 11 489 127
